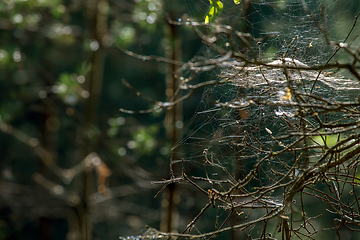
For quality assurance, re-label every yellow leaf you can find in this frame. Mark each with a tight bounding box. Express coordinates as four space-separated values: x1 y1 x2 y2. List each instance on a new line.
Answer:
217 0 224 8
205 0 223 24
205 15 210 24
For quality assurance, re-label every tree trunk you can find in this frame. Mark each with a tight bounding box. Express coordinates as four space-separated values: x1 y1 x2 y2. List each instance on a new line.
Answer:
160 5 182 233
77 0 108 239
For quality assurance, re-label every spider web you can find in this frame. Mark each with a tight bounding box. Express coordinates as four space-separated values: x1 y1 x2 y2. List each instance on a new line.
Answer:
118 1 360 239
172 0 360 191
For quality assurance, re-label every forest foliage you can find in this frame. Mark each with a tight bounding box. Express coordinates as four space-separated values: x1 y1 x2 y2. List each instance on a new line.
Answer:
1 0 360 240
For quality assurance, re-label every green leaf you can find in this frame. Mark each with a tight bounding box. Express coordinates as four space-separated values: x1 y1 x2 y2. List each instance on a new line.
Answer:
310 134 339 149
355 174 360 184
205 0 223 24
234 0 241 4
